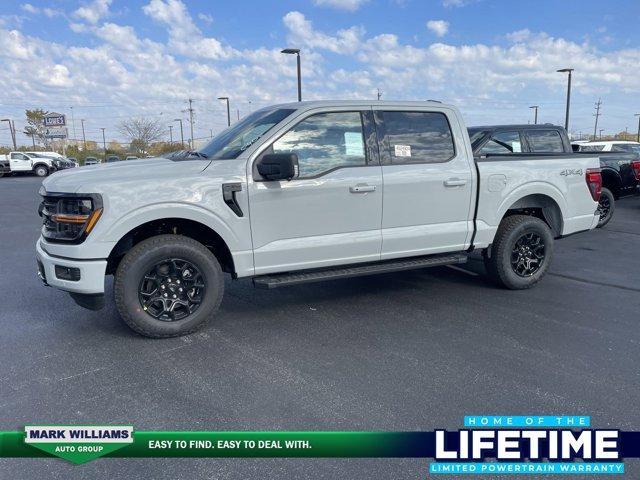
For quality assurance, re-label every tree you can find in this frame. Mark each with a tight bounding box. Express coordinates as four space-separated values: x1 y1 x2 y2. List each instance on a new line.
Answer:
108 140 123 152
117 117 164 154
23 109 49 147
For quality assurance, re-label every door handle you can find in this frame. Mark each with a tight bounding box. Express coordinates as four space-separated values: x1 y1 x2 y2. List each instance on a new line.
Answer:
349 184 376 193
443 178 467 187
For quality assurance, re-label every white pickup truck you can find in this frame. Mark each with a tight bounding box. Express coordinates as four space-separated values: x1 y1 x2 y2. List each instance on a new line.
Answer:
36 101 602 337
1 151 75 177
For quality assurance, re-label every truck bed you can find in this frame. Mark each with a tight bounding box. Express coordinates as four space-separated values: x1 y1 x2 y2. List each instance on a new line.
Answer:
472 153 600 248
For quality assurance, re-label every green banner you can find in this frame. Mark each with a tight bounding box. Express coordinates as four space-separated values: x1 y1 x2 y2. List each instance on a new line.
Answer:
2 429 417 464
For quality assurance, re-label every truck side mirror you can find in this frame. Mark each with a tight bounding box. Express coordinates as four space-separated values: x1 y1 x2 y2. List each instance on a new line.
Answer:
257 153 298 181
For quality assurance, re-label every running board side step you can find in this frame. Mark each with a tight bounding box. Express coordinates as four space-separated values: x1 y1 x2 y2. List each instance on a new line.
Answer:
253 253 468 289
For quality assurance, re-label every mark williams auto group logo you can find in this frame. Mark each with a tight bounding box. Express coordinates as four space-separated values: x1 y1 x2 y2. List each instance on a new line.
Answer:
24 425 133 464
430 415 624 475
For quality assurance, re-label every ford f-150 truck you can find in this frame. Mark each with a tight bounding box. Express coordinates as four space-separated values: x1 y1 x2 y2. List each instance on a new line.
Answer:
468 124 640 227
36 101 601 338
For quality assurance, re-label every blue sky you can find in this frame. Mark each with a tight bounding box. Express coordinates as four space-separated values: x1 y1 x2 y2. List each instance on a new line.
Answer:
1 0 639 147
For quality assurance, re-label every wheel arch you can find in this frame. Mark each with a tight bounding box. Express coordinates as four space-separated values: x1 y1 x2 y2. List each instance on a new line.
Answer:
600 167 622 198
106 217 236 277
501 193 564 238
32 162 51 173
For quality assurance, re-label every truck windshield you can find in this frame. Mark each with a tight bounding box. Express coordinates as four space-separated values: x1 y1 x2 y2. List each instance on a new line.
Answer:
197 108 295 160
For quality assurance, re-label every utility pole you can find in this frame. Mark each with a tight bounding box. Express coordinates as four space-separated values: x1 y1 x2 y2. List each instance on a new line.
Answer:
174 119 184 147
210 129 213 139
635 114 640 143
529 105 539 124
1 119 17 149
187 98 195 149
100 128 106 161
377 88 382 100
69 106 77 143
168 125 173 144
593 98 602 140
237 109 240 122
80 119 87 150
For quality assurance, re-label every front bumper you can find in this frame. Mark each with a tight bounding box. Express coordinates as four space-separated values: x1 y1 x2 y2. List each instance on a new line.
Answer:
35 239 107 295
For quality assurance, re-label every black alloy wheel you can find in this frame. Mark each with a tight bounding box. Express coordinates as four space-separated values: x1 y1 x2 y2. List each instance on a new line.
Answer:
510 232 545 277
138 258 206 321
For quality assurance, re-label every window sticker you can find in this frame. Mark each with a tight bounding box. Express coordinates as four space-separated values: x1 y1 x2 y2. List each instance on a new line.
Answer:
344 132 364 156
394 144 411 157
512 142 522 153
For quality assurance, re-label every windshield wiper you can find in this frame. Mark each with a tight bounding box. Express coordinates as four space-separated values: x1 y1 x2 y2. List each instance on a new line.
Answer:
185 150 208 159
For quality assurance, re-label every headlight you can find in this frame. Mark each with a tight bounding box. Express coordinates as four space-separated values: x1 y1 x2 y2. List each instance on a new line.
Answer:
39 191 103 243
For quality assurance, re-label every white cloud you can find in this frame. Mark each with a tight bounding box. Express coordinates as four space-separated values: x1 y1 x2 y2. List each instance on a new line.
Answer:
426 20 449 37
143 0 236 59
74 0 112 24
283 11 364 54
20 4 38 14
313 0 369 11
197 12 213 25
443 0 477 7
21 3 61 18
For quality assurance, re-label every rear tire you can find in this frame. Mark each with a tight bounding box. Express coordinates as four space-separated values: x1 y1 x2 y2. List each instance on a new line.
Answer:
484 215 554 290
114 234 224 338
34 165 49 177
596 187 615 228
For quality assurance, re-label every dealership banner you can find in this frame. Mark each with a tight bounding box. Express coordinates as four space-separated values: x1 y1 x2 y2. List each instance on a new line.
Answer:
1 417 639 472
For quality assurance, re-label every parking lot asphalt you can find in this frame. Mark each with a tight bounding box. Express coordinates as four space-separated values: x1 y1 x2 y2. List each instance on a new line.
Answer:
0 175 639 479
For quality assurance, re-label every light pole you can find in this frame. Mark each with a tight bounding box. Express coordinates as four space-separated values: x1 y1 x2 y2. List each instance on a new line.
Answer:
635 114 640 143
174 119 184 147
529 106 539 124
168 125 173 144
218 97 231 127
80 119 87 150
1 118 16 149
599 129 604 140
281 48 302 101
100 128 106 161
557 68 573 131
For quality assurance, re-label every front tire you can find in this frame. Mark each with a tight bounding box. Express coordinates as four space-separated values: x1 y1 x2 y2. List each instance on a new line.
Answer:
484 215 554 290
596 187 615 228
34 165 49 177
114 235 224 338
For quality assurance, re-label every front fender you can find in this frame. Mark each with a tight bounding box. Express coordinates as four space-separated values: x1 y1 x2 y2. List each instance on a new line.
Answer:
101 202 242 252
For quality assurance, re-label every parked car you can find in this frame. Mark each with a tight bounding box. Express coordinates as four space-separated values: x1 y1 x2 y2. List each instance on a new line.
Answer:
84 157 99 166
105 155 121 163
26 152 77 171
0 151 71 177
125 155 139 160
468 124 640 227
0 156 9 177
37 100 601 337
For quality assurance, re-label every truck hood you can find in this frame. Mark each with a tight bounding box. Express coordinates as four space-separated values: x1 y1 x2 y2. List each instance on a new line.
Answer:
42 157 211 194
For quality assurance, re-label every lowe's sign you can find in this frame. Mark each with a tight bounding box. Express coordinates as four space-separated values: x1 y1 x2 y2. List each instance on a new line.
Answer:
43 113 66 127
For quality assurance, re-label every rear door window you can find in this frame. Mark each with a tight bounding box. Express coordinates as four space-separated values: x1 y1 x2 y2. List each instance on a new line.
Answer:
379 111 455 164
527 130 564 152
